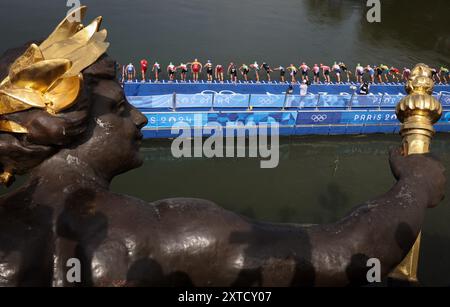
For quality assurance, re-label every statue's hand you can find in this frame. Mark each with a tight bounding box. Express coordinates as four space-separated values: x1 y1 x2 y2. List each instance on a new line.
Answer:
389 147 446 208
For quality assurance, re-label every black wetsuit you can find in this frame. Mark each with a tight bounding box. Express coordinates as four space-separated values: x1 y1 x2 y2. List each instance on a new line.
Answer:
263 63 270 73
230 67 237 76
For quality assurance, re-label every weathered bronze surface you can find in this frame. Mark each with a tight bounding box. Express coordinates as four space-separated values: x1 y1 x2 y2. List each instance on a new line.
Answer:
0 10 445 287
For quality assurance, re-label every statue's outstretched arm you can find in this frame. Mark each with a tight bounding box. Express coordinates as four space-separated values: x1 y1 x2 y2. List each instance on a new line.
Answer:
303 148 445 285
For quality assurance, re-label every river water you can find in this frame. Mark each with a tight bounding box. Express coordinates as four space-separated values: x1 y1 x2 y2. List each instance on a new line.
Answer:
0 0 449 286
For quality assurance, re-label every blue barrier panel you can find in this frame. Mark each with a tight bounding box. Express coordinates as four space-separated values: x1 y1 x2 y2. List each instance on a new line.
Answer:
440 94 450 107
175 93 213 108
249 94 285 108
285 94 318 108
352 95 382 108
379 94 404 107
127 95 173 109
439 111 450 123
318 95 350 108
145 113 207 129
296 110 398 125
296 112 342 125
125 83 450 96
207 111 298 127
213 93 250 108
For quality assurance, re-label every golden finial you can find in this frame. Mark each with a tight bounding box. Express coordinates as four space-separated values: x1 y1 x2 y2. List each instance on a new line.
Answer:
396 63 443 155
0 6 109 134
389 63 443 284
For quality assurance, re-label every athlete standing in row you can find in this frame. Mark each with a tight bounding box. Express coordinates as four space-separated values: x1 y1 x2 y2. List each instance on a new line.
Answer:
215 64 224 82
287 64 298 83
402 67 411 82
167 62 176 81
355 63 364 83
380 64 390 83
152 61 161 82
440 66 449 84
140 59 148 82
332 62 341 83
321 63 331 83
299 62 310 82
178 63 188 82
189 59 203 82
389 66 401 82
365 65 375 83
126 62 136 82
250 61 260 82
339 62 351 83
273 65 286 82
312 64 320 83
262 62 272 82
239 63 250 81
205 60 213 82
228 62 238 83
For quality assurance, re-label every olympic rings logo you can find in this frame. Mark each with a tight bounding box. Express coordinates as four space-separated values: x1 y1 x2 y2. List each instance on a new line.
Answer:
311 114 328 122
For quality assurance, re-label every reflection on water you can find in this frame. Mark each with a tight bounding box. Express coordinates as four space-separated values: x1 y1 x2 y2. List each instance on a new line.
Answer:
110 135 450 286
1 0 448 77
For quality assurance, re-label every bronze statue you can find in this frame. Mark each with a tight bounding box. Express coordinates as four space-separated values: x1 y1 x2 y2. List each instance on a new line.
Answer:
0 7 445 287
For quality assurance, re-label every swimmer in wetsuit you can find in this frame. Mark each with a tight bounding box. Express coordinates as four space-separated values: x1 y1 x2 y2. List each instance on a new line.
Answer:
273 65 286 82
167 62 176 81
312 64 320 83
215 64 224 82
299 62 310 82
374 65 383 83
140 59 148 82
228 62 238 83
320 63 331 83
402 67 411 82
332 62 341 83
339 62 351 82
389 66 401 82
177 63 188 82
287 64 298 83
152 61 161 82
188 59 203 82
125 63 136 82
365 65 375 83
262 62 272 82
239 64 250 82
439 66 449 84
204 60 213 82
250 61 260 82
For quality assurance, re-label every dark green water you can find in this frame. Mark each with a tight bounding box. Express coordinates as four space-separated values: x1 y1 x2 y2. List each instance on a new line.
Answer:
1 0 449 76
0 0 449 285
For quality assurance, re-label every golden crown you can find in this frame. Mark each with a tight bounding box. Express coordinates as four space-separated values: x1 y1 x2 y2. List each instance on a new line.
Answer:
0 6 109 133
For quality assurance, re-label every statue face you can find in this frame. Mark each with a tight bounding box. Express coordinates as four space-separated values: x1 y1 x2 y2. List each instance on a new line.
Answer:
78 77 148 178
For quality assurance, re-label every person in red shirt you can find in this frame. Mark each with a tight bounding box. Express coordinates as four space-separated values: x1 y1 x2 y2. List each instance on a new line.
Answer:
140 59 148 82
188 59 203 82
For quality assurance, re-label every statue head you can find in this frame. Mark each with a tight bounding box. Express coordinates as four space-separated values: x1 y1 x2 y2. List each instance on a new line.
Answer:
0 6 147 186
